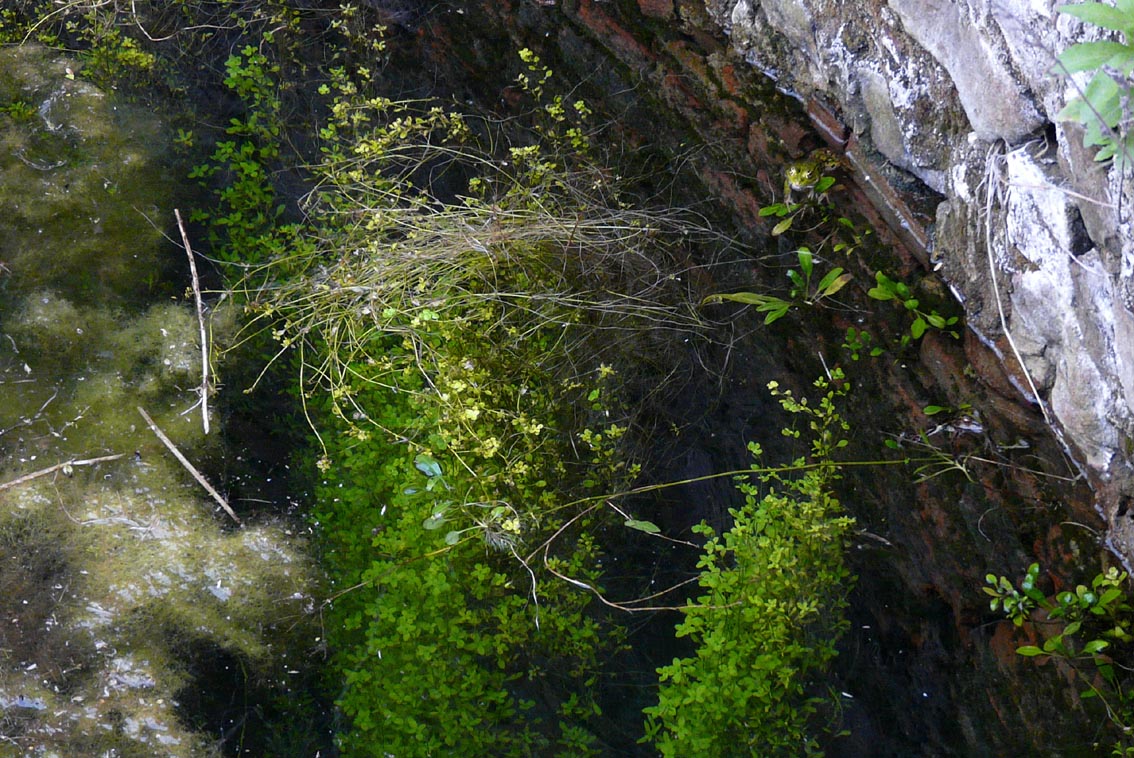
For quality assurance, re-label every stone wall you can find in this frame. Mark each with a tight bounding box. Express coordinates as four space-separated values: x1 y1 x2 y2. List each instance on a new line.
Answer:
700 0 1134 562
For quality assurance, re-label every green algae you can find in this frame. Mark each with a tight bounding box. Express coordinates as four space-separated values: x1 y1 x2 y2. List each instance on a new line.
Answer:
0 45 319 757
0 44 174 306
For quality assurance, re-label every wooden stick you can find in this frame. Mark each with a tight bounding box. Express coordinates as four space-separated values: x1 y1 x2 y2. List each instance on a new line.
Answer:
174 209 210 435
137 406 240 524
0 453 125 492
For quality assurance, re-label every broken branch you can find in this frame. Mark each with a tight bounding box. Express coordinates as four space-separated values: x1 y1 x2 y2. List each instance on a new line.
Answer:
137 406 240 524
0 453 125 492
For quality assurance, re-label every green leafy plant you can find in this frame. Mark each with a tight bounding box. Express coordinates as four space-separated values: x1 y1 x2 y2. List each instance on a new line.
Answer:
188 43 292 266
722 154 868 327
759 150 870 254
0 99 35 122
702 247 851 324
867 271 959 342
213 47 704 755
841 326 883 360
922 402 972 417
1055 1 1134 170
642 371 855 757
986 563 1134 754
759 179 836 237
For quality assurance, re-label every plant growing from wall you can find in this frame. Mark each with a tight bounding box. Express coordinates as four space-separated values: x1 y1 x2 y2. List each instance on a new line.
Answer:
703 247 852 324
841 326 883 360
642 371 855 757
709 152 870 328
867 270 960 343
985 562 1134 755
1055 1 1134 171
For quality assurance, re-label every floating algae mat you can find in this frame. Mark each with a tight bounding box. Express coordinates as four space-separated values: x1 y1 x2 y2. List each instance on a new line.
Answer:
0 46 318 755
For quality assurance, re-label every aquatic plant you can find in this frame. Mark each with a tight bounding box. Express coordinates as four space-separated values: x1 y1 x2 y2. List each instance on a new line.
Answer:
205 47 711 754
0 45 323 755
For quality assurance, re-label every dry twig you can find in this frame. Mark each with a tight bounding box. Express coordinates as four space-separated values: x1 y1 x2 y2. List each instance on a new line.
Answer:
137 406 240 524
175 209 211 435
0 453 125 492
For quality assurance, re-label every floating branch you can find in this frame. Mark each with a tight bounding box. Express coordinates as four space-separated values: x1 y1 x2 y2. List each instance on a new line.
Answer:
137 406 240 524
0 453 125 492
175 208 211 435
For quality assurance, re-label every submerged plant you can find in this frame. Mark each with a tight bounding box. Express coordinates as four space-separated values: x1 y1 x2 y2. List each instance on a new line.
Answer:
213 49 707 754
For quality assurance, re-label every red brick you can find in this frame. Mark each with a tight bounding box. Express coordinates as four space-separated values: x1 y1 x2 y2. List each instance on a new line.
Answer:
638 0 674 19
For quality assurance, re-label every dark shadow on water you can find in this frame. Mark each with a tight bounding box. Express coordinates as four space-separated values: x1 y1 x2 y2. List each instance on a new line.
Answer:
173 640 337 757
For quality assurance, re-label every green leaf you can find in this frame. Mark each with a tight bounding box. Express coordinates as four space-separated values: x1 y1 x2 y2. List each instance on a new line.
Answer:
1057 94 1087 124
867 271 895 301
818 270 852 297
815 175 836 193
759 203 786 217
422 511 447 530
926 313 947 329
910 317 927 339
444 530 462 545
1083 638 1109 654
763 305 790 324
414 453 443 478
797 248 813 278
772 217 793 236
924 405 948 416
1017 645 1046 657
1057 3 1134 37
1057 40 1133 73
1083 71 1123 126
625 519 661 534
702 292 784 308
